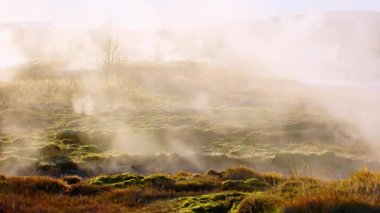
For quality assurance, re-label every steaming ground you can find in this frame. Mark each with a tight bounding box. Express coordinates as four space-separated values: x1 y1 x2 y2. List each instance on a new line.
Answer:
0 62 378 178
1 11 380 177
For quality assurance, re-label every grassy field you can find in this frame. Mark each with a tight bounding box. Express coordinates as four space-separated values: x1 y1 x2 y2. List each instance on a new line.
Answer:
0 62 378 212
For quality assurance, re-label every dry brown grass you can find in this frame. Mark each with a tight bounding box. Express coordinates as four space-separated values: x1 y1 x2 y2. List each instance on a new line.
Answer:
1 168 380 212
0 173 214 212
0 192 123 213
262 172 286 186
222 166 262 181
0 175 67 194
284 196 380 213
104 186 179 207
237 194 282 213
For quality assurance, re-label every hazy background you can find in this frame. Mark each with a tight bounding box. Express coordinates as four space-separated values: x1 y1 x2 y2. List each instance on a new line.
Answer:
1 0 380 30
1 0 380 82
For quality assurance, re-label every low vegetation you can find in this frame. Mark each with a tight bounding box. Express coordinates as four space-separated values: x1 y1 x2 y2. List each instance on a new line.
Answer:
0 167 379 212
0 72 376 178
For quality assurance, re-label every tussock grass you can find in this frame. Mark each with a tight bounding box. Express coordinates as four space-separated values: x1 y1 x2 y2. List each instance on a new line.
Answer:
222 166 262 181
0 167 380 212
180 191 246 213
0 176 67 194
237 194 282 213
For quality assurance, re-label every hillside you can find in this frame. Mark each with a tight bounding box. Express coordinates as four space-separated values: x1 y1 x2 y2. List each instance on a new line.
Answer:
1 10 380 213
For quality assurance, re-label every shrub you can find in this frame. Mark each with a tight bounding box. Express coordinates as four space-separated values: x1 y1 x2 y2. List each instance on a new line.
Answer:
222 180 247 191
172 171 193 179
244 178 270 189
142 175 175 190
222 166 262 181
262 172 286 185
273 177 323 198
341 168 380 196
284 196 380 213
175 176 221 192
237 194 282 213
221 178 268 191
205 170 223 178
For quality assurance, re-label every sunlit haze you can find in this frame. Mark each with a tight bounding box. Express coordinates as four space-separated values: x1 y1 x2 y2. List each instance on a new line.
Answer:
1 0 379 30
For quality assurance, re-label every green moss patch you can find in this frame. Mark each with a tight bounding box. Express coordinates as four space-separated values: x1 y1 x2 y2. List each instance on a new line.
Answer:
236 194 282 213
180 192 246 213
88 173 144 188
244 178 269 189
222 178 269 191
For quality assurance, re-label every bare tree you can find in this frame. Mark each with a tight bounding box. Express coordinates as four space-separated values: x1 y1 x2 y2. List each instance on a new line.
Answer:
98 18 122 72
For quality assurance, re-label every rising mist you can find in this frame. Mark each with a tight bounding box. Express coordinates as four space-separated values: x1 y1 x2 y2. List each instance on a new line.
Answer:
0 4 380 177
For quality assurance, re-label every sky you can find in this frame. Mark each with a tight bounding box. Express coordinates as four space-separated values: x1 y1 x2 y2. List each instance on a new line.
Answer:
1 0 380 30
